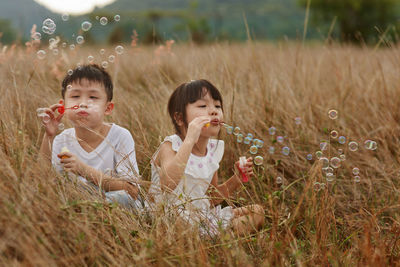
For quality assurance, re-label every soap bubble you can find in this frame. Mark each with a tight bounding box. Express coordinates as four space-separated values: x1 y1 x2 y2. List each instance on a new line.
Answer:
277 136 284 143
369 141 377 150
338 136 346 144
313 182 321 192
268 146 275 154
268 127 276 135
250 145 258 154
306 154 313 160
247 133 253 140
58 123 65 131
320 141 328 151
255 139 264 148
244 137 251 145
67 69 73 75
295 117 301 125
236 134 243 143
52 49 59 55
226 126 233 134
101 61 109 68
32 32 41 40
354 176 361 183
115 45 124 55
330 130 338 139
320 183 326 190
96 16 99 20
108 55 115 63
328 109 338 120
42 18 56 35
61 14 69 21
76 36 84 45
38 113 50 123
100 49 106 55
276 176 283 184
87 55 94 63
323 167 334 174
100 17 108 26
69 44 75 50
282 146 290 156
36 50 46 60
326 173 335 182
114 15 120 22
315 151 323 159
330 157 341 168
352 167 360 175
340 154 346 161
81 21 92 31
348 141 358 152
62 42 67 48
338 149 343 154
233 126 240 136
36 108 46 115
364 140 377 150
254 156 263 166
319 157 329 168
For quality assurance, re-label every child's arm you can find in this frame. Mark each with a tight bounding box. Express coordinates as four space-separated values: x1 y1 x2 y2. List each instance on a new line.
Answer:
207 157 254 206
158 116 210 191
39 103 64 161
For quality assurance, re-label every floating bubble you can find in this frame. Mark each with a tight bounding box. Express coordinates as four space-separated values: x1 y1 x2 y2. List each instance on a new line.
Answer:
295 117 301 125
69 44 75 50
326 173 335 182
364 140 377 150
330 157 341 168
306 154 313 160
277 136 284 143
38 113 50 123
268 127 276 135
354 176 361 183
67 69 73 75
52 49 59 55
320 141 328 151
100 49 105 55
81 21 92 31
250 145 258 155
370 141 377 150
226 126 233 134
330 130 338 139
268 146 275 154
323 167 334 174
315 151 323 159
320 183 326 190
100 17 108 26
96 16 99 20
42 18 56 35
88 55 94 63
276 176 283 184
328 109 338 120
101 61 109 68
61 14 69 21
236 133 243 143
338 149 343 154
32 32 41 40
244 137 251 145
114 14 121 22
115 45 124 55
313 182 321 192
340 154 346 161
36 50 46 60
338 136 346 144
254 156 263 166
255 139 264 148
352 167 360 175
247 133 253 140
62 42 67 48
233 126 240 136
76 36 84 45
49 38 56 45
348 141 358 152
58 123 65 131
36 108 46 115
319 157 329 168
282 146 290 156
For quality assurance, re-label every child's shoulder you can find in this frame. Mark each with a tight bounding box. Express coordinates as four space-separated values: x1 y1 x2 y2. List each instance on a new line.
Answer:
108 123 134 139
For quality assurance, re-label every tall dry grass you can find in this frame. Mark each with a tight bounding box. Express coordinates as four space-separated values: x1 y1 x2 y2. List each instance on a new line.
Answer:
1 41 400 266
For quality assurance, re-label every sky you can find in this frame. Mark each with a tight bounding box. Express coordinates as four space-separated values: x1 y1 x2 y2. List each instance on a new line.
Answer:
34 0 116 15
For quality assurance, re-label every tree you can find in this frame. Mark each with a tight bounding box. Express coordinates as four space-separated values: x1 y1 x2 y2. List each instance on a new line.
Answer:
299 0 399 43
0 19 17 44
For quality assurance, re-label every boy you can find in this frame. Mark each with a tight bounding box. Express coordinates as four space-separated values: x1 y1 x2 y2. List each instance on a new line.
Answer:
40 64 141 209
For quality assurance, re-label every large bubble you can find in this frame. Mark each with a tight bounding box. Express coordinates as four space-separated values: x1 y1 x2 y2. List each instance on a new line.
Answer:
81 21 92 32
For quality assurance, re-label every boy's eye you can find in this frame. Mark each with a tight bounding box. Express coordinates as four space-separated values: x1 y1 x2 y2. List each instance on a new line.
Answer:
71 95 79 98
90 96 98 99
198 105 207 108
215 105 222 108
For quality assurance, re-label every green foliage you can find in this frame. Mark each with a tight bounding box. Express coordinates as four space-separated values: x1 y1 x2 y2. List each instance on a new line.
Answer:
0 19 17 44
299 0 400 43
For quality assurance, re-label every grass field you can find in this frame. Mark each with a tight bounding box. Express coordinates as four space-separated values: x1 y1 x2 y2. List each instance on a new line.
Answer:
1 41 400 266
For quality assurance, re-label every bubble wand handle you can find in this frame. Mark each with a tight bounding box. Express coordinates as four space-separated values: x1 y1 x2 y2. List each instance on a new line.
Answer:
237 156 249 183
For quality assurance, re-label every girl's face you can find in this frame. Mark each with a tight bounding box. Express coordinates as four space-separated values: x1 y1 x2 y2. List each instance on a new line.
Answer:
184 90 223 137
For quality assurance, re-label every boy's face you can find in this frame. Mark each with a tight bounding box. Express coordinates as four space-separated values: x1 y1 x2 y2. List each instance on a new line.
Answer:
62 79 113 129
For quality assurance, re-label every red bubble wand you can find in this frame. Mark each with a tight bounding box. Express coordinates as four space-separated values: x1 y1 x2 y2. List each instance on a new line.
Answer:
57 100 79 114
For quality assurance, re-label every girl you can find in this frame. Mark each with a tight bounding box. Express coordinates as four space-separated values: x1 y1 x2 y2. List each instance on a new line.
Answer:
150 79 265 237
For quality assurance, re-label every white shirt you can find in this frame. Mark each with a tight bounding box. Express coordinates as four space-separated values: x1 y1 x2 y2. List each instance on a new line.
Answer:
52 123 139 184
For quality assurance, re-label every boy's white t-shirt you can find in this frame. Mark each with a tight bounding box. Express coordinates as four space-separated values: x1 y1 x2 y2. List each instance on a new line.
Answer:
51 123 139 184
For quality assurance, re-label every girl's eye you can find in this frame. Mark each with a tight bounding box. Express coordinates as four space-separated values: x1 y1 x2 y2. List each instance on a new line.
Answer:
198 105 207 108
215 105 222 108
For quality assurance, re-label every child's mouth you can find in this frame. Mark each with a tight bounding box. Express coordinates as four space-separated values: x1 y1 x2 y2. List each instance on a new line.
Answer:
77 111 89 116
210 119 221 126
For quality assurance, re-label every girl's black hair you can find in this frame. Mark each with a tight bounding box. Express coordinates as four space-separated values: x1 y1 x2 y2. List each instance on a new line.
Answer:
168 79 223 135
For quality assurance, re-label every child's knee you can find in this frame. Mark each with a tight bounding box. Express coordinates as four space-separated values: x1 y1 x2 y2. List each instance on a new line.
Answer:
252 204 265 226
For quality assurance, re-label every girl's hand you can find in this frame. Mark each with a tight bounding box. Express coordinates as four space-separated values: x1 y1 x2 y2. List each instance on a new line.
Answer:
234 157 254 182
123 182 139 199
42 103 64 137
58 151 84 175
185 116 210 144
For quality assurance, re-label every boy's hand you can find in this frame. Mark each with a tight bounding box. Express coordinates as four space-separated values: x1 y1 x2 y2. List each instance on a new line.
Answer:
185 116 210 145
234 157 254 182
123 182 139 199
58 151 84 175
42 103 64 137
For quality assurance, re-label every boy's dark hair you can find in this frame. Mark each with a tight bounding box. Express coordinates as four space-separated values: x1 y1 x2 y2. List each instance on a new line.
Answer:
61 64 113 101
168 79 223 135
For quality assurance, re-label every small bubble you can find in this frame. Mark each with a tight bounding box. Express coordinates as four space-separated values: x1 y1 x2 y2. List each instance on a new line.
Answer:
338 136 346 144
236 133 243 143
255 139 264 148
61 13 69 21
364 140 377 150
352 167 360 175
244 136 251 145
38 113 50 123
249 145 258 155
32 32 41 40
277 136 284 143
338 149 343 154
96 16 99 20
81 21 92 31
36 50 46 60
320 183 326 190
348 141 358 152
36 108 46 115
330 130 338 139
101 61 109 68
328 109 338 120
268 146 275 154
42 18 56 35
114 14 120 22
62 42 67 48
326 173 335 182
268 127 276 135
100 17 108 26
340 154 346 161
52 49 59 55
226 126 233 134
67 69 73 75
58 123 65 131
319 157 329 168
306 154 313 160
76 36 84 45
69 44 75 50
254 156 263 166
313 182 321 192
233 126 240 136
115 45 124 55
295 117 301 125
323 167 334 174
354 176 361 183
276 176 283 184
88 55 94 63
100 49 106 55
320 141 328 151
246 133 253 140
282 146 290 156
315 151 323 159
49 38 56 45
330 157 341 168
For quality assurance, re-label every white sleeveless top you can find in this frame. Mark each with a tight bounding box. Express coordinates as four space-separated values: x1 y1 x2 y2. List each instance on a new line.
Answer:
150 134 234 236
